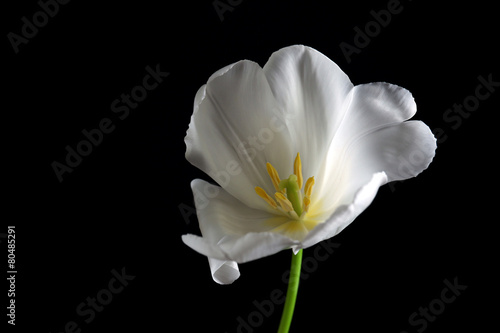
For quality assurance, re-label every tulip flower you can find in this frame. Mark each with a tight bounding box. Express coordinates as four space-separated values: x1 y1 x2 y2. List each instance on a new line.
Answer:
182 45 436 332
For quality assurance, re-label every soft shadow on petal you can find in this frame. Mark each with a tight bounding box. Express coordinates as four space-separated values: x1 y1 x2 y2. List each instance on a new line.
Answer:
300 172 388 249
314 120 436 218
182 179 299 283
185 60 294 211
190 179 285 237
220 232 300 263
334 82 417 139
263 45 354 179
351 121 437 183
182 234 229 261
313 82 434 215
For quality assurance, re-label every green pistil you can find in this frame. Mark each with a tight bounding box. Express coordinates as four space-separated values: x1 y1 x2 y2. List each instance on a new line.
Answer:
279 175 303 216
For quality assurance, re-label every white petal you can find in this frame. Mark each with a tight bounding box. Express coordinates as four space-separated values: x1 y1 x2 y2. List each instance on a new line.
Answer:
313 83 433 215
263 45 354 178
183 232 300 263
313 120 435 218
207 258 240 285
186 45 357 212
336 82 417 138
182 234 228 261
185 60 294 211
183 179 277 256
350 121 437 183
220 232 300 263
301 172 388 249
190 179 285 236
182 179 299 283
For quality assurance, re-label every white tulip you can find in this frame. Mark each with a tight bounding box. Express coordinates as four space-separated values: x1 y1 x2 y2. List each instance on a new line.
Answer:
182 45 436 284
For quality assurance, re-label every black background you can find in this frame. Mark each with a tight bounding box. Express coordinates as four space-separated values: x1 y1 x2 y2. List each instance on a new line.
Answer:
3 0 498 332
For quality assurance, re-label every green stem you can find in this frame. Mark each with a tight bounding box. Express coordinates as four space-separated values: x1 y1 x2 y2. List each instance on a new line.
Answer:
278 249 303 333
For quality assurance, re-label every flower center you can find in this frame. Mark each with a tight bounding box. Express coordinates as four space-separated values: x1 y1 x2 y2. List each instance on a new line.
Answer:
255 153 315 220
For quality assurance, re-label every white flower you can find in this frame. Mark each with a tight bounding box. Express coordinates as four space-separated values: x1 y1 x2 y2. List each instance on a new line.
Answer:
182 45 436 284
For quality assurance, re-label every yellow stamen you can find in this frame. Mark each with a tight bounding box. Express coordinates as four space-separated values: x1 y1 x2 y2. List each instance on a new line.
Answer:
294 153 303 189
303 196 311 213
255 152 318 223
255 187 277 209
266 162 282 192
304 176 315 198
275 192 294 213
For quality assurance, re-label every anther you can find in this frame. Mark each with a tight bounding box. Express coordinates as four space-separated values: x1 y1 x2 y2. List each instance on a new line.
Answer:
275 192 295 213
294 153 303 189
255 187 277 209
304 177 315 198
266 162 283 193
303 197 311 213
